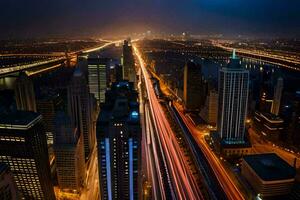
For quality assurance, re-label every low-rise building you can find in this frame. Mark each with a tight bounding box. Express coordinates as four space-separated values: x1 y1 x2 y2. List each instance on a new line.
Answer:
253 111 284 141
241 153 296 198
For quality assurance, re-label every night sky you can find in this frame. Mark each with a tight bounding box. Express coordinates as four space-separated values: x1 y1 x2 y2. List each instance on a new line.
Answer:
1 0 300 39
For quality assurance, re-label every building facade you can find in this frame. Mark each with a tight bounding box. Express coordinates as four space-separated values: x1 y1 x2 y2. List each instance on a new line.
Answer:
200 90 218 126
122 40 136 83
0 111 56 200
68 68 93 160
54 112 86 192
87 57 109 103
217 51 249 144
271 77 283 116
97 81 141 200
0 163 18 200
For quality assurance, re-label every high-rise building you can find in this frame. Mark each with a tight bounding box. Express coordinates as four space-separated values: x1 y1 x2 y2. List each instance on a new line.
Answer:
87 57 109 103
14 73 36 112
54 112 86 191
217 50 249 144
68 68 93 160
122 39 136 83
0 111 56 200
0 163 18 200
183 60 204 111
36 91 63 146
200 90 218 126
96 81 141 200
271 77 283 116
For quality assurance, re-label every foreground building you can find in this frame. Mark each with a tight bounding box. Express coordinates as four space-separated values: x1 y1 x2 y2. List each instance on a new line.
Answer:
97 81 141 200
0 111 55 200
241 153 296 198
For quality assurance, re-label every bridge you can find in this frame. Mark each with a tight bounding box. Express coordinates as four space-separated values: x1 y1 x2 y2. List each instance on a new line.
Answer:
212 41 300 72
0 41 119 77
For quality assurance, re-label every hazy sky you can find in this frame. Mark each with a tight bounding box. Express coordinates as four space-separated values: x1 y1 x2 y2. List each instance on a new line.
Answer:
1 0 300 39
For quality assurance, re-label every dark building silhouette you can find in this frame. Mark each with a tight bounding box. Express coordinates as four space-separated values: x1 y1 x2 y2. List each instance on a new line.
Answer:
0 111 55 200
54 112 86 192
183 60 204 111
68 68 94 160
96 81 141 200
122 39 136 83
14 73 36 112
0 163 18 200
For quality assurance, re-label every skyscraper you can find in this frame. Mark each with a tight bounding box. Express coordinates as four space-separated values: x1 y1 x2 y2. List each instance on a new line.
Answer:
87 57 109 103
68 68 93 160
183 60 204 111
217 50 249 144
14 73 36 112
0 111 56 200
122 39 136 83
271 77 283 116
54 112 86 191
36 91 63 146
96 81 141 200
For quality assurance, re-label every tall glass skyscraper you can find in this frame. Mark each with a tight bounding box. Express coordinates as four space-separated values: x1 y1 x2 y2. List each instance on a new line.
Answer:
217 50 249 144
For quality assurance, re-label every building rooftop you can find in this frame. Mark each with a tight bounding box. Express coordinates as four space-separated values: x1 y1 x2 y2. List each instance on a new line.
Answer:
0 111 42 129
243 153 296 181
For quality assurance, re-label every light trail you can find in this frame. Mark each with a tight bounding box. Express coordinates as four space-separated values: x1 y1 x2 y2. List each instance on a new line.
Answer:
133 44 203 200
174 102 245 200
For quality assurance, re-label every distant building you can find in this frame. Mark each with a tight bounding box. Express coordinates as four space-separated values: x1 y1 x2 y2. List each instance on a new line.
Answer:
259 91 273 113
96 81 141 200
271 77 283 116
217 50 249 145
0 163 18 200
200 90 218 126
14 73 36 112
253 111 284 141
0 111 56 200
54 112 86 192
68 68 93 160
122 39 136 84
183 60 204 111
87 57 109 103
241 153 296 198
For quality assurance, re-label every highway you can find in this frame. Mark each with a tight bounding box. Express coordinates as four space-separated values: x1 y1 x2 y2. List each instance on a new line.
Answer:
134 44 203 200
173 102 245 200
138 72 166 200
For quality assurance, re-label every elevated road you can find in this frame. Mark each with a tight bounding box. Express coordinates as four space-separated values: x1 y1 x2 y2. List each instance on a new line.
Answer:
134 44 203 200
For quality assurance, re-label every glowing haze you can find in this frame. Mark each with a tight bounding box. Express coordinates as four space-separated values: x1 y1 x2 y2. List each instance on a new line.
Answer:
0 0 299 38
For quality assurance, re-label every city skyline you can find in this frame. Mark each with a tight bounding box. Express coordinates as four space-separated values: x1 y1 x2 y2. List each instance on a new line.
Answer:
0 1 299 200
